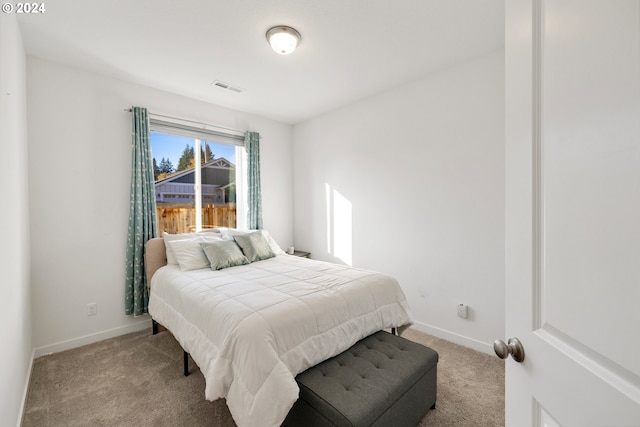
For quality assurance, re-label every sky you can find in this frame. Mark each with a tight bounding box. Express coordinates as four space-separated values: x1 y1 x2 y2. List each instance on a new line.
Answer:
150 132 237 169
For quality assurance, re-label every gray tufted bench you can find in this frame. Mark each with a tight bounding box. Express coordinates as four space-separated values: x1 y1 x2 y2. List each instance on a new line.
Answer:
282 330 438 427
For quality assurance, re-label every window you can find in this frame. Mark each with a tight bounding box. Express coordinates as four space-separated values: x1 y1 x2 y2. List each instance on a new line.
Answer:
149 117 246 235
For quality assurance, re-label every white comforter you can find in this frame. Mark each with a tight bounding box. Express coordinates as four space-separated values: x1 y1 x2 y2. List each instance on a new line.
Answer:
148 254 413 427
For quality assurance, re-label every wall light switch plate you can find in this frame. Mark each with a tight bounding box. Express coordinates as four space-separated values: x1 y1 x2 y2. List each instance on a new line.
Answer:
457 303 468 319
88 303 97 316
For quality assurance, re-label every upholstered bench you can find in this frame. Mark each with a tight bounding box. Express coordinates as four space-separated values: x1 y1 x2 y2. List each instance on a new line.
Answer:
282 330 438 427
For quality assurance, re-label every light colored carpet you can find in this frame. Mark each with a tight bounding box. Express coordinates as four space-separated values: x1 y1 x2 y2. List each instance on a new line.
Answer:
22 328 504 426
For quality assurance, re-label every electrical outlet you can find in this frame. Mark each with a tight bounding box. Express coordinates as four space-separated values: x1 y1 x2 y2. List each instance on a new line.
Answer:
87 303 97 316
457 303 468 319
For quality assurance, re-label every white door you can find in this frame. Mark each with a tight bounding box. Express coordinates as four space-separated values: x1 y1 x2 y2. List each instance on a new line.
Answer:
505 1 640 426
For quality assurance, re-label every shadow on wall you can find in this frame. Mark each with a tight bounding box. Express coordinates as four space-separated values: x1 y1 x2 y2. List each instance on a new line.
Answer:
325 183 352 266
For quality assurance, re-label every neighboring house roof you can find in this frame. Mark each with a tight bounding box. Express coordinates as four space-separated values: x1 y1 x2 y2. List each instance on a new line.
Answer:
155 157 235 187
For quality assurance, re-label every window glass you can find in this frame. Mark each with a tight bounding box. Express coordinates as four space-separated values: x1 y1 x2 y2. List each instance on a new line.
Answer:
151 132 238 234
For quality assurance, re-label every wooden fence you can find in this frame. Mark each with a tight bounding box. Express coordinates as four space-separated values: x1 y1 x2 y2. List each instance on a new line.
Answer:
156 203 236 234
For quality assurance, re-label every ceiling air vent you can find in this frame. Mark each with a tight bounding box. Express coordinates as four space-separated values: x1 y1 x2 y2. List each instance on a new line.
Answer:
212 80 244 93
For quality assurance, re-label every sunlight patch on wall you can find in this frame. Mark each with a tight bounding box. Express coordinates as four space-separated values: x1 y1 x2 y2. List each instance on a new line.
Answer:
325 183 353 266
326 183 332 254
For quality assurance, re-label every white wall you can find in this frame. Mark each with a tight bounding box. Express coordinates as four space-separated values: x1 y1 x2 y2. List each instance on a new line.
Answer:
27 57 293 354
0 13 32 427
293 50 505 353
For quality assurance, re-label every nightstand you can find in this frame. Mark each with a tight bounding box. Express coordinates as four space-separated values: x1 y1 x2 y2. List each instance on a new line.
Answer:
291 250 310 258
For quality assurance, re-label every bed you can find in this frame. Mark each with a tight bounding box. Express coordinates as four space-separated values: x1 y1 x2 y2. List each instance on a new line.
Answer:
145 229 413 427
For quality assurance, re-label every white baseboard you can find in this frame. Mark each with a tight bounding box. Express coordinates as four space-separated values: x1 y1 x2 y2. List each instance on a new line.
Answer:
33 319 152 358
410 320 495 356
17 348 35 427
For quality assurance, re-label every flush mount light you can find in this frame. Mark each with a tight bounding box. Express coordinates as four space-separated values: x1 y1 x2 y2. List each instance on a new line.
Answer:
266 26 301 55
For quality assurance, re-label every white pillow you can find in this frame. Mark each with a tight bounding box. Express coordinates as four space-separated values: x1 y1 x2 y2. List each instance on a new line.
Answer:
199 233 225 243
217 227 243 241
260 230 286 255
167 239 210 271
163 232 224 265
196 228 222 234
163 232 196 265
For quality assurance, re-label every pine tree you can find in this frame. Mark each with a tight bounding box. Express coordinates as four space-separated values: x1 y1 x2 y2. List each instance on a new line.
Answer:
153 157 159 180
177 145 195 171
158 157 174 179
202 143 214 163
159 157 174 175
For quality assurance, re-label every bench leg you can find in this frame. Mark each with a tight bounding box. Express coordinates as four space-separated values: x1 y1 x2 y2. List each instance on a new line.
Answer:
391 327 397 335
152 319 159 335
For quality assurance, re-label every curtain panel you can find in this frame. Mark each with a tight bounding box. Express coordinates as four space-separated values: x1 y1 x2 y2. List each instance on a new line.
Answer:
125 106 158 316
245 131 263 230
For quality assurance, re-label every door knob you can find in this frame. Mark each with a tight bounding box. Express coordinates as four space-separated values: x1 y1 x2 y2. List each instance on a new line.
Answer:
493 337 525 362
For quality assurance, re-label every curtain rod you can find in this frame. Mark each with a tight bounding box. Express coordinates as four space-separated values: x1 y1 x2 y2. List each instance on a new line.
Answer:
124 108 245 137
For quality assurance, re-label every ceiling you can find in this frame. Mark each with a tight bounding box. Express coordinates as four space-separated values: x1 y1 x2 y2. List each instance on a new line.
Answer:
17 0 504 125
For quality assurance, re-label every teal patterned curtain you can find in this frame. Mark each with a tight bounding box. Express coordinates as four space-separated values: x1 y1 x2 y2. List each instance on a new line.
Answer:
245 131 263 230
125 106 157 316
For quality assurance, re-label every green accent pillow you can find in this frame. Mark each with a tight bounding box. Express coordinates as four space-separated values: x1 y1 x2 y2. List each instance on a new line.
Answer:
200 241 250 270
233 232 276 262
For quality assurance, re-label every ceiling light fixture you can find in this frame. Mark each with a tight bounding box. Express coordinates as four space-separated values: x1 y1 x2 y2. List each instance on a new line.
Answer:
266 26 301 55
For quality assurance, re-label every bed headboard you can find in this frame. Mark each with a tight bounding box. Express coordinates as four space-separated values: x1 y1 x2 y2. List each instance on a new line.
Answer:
145 237 167 289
